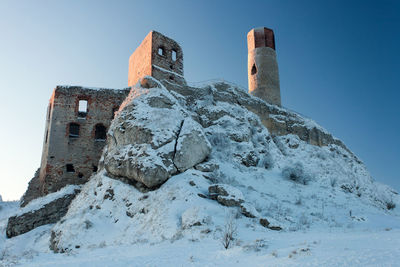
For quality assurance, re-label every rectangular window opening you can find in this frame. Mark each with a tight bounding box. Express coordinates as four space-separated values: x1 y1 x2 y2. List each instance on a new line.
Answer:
66 164 75 173
78 100 88 118
172 50 177 61
69 123 80 138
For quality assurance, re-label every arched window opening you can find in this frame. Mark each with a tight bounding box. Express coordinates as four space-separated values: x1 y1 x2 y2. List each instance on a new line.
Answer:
251 64 257 75
78 100 88 118
95 124 107 141
69 123 80 138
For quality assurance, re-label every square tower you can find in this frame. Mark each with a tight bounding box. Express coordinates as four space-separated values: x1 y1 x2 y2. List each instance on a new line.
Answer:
128 31 185 87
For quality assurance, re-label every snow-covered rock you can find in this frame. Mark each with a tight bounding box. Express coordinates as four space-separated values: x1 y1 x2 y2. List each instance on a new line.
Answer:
104 82 212 188
104 86 184 188
181 206 211 229
209 184 245 207
173 118 211 172
3 78 399 264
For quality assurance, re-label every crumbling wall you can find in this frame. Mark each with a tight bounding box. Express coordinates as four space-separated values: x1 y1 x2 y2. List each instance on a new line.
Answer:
128 31 185 87
22 86 130 205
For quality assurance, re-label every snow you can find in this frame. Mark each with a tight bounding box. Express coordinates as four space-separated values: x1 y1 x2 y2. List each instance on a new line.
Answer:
15 185 80 216
152 64 185 78
1 80 399 266
57 85 130 92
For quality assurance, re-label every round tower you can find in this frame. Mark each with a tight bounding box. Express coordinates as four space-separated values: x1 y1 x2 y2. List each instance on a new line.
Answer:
247 27 281 106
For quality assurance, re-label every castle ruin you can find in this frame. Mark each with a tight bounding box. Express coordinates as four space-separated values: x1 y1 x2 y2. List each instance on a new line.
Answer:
21 29 281 206
247 27 281 106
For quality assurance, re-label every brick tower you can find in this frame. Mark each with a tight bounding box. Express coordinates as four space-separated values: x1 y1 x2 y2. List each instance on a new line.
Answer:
128 31 185 87
247 27 281 106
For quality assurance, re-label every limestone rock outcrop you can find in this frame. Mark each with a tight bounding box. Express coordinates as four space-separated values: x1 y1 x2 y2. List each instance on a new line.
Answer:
104 81 211 188
209 184 245 207
173 118 211 172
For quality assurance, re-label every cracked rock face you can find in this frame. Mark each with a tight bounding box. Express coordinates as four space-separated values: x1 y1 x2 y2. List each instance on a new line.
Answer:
104 83 211 188
173 118 211 172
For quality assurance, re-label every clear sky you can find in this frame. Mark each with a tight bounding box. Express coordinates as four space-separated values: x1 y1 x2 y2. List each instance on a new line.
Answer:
0 0 399 200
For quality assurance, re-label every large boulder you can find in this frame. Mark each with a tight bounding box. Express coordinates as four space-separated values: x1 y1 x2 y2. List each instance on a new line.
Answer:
104 84 211 188
105 143 177 188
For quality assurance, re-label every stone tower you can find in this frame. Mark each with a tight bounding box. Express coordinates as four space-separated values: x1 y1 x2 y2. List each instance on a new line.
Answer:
128 31 185 87
247 27 281 106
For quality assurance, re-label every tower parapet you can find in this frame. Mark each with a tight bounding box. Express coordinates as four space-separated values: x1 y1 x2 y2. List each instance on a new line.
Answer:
247 27 281 106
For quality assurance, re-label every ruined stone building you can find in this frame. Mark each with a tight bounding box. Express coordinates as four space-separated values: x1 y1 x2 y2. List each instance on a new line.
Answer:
22 29 282 206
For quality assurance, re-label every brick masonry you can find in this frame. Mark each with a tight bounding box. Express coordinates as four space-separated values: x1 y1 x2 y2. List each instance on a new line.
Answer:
34 86 129 200
128 31 185 87
22 31 187 206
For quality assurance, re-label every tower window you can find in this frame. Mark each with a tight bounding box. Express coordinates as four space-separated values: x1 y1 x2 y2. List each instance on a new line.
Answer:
47 105 52 120
251 64 257 75
66 164 75 173
95 124 107 141
158 47 164 56
68 123 80 138
78 100 88 118
172 50 177 61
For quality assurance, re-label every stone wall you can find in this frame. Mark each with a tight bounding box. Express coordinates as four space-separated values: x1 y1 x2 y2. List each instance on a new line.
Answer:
25 86 130 204
7 187 80 238
128 31 185 87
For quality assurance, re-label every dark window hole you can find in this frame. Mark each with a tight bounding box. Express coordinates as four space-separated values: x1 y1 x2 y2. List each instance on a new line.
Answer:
66 164 75 173
251 64 257 75
95 124 107 141
69 123 80 138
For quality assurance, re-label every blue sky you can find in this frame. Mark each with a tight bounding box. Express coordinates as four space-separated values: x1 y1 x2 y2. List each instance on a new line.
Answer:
0 0 399 200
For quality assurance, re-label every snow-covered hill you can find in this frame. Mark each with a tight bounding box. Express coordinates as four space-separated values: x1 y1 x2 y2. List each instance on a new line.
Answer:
1 78 399 266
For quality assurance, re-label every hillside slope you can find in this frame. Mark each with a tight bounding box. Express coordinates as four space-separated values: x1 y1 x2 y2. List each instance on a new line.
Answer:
1 78 399 266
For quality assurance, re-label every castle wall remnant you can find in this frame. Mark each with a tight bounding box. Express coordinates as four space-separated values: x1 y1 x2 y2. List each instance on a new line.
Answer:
22 29 285 207
128 31 185 87
247 27 281 106
36 86 129 198
22 30 186 207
